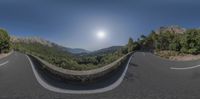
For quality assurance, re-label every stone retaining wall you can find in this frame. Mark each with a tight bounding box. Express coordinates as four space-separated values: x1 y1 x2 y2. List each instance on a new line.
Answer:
28 52 133 82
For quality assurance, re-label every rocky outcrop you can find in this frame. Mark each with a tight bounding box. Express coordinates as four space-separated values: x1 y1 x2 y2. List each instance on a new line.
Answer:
155 25 186 34
11 36 53 47
11 36 90 54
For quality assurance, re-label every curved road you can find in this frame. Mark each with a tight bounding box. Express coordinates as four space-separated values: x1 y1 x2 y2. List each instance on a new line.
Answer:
1 52 200 99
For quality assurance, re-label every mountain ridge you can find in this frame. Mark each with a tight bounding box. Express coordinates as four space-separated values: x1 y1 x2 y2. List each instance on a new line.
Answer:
11 36 90 54
11 36 122 54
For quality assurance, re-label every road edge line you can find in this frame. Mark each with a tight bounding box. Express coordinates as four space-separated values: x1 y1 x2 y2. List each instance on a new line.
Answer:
26 54 133 94
170 65 200 70
0 61 9 67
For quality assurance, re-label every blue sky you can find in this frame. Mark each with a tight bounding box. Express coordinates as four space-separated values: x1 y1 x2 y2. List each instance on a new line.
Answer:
1 0 200 50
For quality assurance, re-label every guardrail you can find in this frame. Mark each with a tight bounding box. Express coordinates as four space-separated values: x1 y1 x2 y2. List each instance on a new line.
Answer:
28 52 133 82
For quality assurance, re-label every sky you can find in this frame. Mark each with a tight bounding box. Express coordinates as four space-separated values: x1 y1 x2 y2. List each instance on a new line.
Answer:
1 0 200 51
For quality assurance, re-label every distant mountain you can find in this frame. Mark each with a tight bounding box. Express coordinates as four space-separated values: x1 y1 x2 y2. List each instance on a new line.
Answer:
11 36 90 54
155 25 186 34
86 46 123 56
11 36 122 55
64 48 90 54
11 36 126 70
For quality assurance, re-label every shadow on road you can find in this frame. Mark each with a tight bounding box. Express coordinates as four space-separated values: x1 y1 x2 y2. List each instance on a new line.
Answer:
28 55 131 90
129 62 139 67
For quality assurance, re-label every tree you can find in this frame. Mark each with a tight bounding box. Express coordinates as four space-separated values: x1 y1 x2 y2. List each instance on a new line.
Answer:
138 34 147 47
134 27 200 55
179 29 200 54
169 35 181 51
0 29 11 53
127 37 139 52
138 31 158 50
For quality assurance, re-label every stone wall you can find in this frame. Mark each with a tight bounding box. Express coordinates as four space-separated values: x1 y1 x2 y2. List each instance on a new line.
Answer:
28 52 133 82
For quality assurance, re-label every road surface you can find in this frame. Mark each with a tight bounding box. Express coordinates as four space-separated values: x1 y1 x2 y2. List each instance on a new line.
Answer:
1 51 200 99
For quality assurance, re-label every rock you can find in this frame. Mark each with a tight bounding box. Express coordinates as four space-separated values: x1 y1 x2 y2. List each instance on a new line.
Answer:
155 25 186 34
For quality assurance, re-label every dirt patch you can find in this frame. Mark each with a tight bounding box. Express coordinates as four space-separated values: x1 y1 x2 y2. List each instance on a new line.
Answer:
155 50 200 61
169 54 200 61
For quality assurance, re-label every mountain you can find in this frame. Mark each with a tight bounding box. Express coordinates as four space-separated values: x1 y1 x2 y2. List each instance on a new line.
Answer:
11 36 126 70
11 36 53 47
11 36 90 54
155 25 186 34
11 36 122 55
86 46 123 56
66 48 90 54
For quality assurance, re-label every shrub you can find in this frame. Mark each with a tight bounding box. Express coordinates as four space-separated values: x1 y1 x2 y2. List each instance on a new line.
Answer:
0 29 11 53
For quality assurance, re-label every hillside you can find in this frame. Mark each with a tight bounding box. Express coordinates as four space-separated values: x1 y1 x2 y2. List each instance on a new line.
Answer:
11 36 130 70
11 36 52 46
64 48 90 54
138 25 200 60
86 46 123 56
11 36 90 54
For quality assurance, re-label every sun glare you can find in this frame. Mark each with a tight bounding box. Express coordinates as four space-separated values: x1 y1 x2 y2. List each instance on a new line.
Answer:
97 31 106 39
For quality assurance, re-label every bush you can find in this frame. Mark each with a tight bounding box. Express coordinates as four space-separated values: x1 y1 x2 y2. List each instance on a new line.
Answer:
138 28 200 55
0 29 11 53
180 47 188 53
169 43 180 51
188 48 198 54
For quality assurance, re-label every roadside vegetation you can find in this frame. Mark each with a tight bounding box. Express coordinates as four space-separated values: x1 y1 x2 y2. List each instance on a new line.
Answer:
4 26 200 68
12 36 138 70
0 29 11 53
138 28 200 58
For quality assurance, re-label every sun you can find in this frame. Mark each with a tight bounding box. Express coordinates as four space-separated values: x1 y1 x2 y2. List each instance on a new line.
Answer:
97 31 106 39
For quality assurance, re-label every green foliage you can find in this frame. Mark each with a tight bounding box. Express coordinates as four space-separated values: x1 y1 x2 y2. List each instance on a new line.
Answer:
138 31 158 49
188 48 198 54
12 30 139 71
126 37 139 52
180 47 188 53
138 28 200 55
0 29 11 53
13 42 126 70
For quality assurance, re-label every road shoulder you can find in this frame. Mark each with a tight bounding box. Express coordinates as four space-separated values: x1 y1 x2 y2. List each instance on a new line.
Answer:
0 50 13 60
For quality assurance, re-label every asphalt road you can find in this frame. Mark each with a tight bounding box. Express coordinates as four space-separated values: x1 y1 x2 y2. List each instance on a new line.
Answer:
1 51 200 99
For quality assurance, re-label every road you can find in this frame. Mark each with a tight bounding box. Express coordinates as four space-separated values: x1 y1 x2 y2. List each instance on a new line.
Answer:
1 51 200 99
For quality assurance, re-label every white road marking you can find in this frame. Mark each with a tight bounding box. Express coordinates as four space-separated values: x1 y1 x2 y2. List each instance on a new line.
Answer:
142 52 145 56
0 61 9 67
170 65 200 70
26 54 133 94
